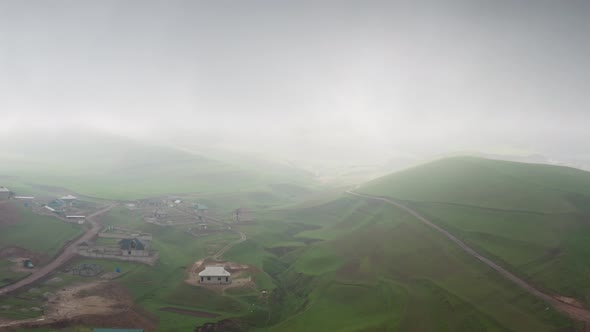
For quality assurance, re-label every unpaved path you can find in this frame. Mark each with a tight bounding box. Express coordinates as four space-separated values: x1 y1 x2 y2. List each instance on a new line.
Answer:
212 230 246 260
171 206 247 260
347 191 590 324
0 204 116 296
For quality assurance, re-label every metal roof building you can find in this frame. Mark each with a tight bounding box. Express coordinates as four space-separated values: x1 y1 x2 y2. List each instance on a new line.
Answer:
198 266 231 284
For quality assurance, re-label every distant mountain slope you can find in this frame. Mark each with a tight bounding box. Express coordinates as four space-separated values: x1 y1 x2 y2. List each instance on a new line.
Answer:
0 132 316 199
359 156 590 213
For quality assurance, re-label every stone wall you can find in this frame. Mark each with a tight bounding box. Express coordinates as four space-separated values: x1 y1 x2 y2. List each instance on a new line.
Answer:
98 232 153 241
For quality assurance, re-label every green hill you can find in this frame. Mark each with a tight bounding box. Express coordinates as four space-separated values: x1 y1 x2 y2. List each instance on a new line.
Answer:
222 196 573 331
359 156 590 309
359 156 590 213
221 158 590 330
4 156 588 331
0 133 316 200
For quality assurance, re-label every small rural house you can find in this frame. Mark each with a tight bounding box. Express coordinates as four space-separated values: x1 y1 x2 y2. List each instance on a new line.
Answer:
199 266 231 284
119 238 149 257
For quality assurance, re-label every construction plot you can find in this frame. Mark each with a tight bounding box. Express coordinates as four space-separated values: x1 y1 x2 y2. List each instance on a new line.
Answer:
185 223 232 238
33 195 103 225
186 259 254 292
77 238 159 265
99 225 152 241
0 281 157 331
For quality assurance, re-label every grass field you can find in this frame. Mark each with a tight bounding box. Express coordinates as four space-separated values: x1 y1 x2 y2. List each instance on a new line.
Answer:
0 259 29 288
5 156 590 331
360 156 590 308
359 156 590 213
75 184 581 331
260 197 572 332
0 203 83 258
81 206 268 331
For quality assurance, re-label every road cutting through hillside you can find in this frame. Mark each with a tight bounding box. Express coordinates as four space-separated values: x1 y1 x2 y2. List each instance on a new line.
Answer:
347 190 590 325
0 204 117 296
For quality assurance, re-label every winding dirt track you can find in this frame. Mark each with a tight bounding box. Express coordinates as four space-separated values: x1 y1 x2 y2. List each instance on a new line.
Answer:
172 205 247 260
212 230 246 260
347 191 590 324
0 204 116 296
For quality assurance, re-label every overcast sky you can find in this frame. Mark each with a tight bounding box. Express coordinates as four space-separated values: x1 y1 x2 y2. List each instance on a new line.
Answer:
1 0 589 163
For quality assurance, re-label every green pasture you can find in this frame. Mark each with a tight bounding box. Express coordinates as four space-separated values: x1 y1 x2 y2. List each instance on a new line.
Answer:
0 204 83 258
359 156 588 213
267 198 572 331
360 156 590 308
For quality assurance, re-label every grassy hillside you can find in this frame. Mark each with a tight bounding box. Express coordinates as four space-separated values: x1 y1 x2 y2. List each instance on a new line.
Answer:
5 157 589 331
360 156 590 307
0 202 83 257
359 156 590 213
239 197 572 331
0 133 316 200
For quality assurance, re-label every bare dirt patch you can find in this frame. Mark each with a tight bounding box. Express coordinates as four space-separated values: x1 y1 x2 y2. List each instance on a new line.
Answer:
1 281 157 331
159 307 219 318
45 281 128 319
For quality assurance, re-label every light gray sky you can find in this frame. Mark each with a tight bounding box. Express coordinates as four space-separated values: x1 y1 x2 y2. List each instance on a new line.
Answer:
1 0 589 164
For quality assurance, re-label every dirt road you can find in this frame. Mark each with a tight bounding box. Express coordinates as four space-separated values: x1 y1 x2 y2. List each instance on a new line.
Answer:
347 190 590 324
212 230 246 260
171 206 247 260
0 204 116 296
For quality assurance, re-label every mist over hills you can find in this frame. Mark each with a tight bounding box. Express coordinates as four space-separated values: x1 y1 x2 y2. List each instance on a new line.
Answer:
0 131 317 199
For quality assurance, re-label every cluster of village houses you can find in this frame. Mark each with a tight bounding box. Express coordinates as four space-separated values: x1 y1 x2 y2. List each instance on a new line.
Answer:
1 187 87 224
1 187 233 284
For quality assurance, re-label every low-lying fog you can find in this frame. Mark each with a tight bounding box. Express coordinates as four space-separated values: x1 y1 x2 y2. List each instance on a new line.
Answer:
1 0 589 171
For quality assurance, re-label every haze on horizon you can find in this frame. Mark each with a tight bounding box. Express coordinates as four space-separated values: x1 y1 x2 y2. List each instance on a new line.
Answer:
0 0 588 166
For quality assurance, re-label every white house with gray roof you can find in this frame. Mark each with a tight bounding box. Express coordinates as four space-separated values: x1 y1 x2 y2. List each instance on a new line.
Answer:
199 266 231 284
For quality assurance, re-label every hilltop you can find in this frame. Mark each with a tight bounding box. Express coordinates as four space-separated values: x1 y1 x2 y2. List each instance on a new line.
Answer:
359 156 590 213
358 156 590 311
0 132 316 200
